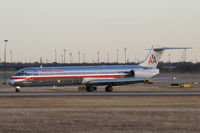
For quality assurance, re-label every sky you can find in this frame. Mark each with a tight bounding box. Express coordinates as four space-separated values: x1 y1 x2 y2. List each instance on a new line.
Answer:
0 0 199 63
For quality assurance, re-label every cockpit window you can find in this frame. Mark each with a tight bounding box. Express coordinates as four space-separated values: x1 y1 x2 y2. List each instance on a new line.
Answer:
15 70 28 76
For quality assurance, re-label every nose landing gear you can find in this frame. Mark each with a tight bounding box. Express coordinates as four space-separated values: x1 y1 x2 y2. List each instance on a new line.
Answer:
15 86 21 92
86 85 97 92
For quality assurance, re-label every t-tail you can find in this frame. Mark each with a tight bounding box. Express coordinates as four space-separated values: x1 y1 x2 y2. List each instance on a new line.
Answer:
140 46 192 68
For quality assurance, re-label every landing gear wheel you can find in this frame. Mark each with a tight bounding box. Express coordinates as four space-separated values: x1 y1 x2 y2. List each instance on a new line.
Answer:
16 88 20 92
15 86 21 92
86 85 94 92
105 86 113 92
92 86 97 91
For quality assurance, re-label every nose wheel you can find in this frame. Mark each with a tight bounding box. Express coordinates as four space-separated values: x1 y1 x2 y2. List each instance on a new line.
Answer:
15 86 21 92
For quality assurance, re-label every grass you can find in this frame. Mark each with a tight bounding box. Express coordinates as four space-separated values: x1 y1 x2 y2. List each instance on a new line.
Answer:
0 96 200 133
0 73 199 132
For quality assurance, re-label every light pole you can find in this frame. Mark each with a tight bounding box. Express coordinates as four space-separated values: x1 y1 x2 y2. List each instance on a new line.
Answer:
4 40 8 82
78 51 80 64
55 48 57 63
116 49 119 63
70 53 72 64
107 48 110 63
97 51 100 64
124 48 127 64
63 49 66 64
61 54 64 64
10 50 13 63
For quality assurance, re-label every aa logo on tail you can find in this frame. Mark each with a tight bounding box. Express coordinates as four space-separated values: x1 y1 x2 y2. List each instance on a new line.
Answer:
148 54 157 64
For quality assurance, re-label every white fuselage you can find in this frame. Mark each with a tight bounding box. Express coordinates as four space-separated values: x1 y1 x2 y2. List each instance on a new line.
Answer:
8 65 159 87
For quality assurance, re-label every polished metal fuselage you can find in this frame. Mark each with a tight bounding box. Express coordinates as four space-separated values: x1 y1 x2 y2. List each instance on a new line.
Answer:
8 65 159 87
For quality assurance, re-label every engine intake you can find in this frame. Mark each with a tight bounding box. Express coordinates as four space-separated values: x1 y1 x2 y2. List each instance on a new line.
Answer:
129 70 135 77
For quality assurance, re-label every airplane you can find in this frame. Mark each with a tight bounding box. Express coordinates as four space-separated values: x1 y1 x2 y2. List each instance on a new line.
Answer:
8 46 191 92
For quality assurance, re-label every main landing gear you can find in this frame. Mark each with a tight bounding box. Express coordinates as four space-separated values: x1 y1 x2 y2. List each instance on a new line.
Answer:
15 86 21 92
86 85 97 92
86 85 113 92
105 85 113 92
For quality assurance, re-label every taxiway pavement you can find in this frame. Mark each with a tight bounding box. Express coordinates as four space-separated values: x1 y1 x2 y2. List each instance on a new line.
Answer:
0 91 200 97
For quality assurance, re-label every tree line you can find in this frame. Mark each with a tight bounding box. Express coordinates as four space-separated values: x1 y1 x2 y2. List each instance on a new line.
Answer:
0 62 199 73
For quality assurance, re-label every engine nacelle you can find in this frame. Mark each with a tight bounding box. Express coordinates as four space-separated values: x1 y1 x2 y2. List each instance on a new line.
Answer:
130 69 159 78
128 70 135 77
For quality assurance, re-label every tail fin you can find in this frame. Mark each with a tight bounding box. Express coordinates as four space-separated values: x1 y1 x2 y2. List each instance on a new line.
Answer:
140 46 192 68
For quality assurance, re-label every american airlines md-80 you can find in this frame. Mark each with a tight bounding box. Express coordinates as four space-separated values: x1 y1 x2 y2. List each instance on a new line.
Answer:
8 47 191 92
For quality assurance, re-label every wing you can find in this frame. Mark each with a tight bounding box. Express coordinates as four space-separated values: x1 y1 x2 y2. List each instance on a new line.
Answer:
88 77 169 86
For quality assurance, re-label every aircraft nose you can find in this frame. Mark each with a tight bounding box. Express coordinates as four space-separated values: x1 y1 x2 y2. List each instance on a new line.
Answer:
8 79 15 86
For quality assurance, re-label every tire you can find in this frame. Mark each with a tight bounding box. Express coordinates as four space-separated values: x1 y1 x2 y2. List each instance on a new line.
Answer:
92 86 97 91
105 86 113 92
15 88 21 92
86 85 94 92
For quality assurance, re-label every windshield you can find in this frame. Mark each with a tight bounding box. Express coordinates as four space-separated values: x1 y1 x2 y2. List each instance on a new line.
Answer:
15 70 27 76
14 68 36 76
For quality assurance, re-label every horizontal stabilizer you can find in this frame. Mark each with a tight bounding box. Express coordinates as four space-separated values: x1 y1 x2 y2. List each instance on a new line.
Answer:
147 47 192 51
